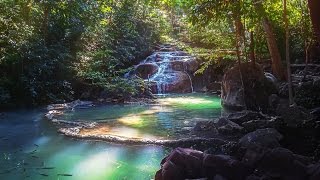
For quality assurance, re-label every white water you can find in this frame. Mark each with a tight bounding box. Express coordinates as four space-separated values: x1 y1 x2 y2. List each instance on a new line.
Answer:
137 45 195 94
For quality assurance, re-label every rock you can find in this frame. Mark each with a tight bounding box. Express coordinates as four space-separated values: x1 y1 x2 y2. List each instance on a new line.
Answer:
47 100 93 111
215 118 244 135
238 128 283 149
268 94 280 110
135 63 159 79
241 117 284 132
155 148 204 180
308 163 320 180
213 174 228 180
264 72 278 85
202 154 251 180
242 145 267 167
193 121 219 137
155 160 184 180
311 107 320 121
206 82 222 92
279 82 292 98
227 110 268 125
276 104 312 127
294 77 320 109
185 58 200 73
168 60 185 71
150 71 193 93
221 63 277 111
245 174 261 180
256 148 308 180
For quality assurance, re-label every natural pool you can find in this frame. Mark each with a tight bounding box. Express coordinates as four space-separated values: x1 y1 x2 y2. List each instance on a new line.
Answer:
0 93 221 180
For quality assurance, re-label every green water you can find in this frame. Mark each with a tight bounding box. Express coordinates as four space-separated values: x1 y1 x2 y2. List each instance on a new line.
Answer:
0 93 221 180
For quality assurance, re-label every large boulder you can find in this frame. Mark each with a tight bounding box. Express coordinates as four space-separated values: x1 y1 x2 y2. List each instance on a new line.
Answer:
167 61 185 71
155 148 251 180
150 71 192 93
308 162 320 180
215 117 244 135
276 104 312 127
256 148 308 180
294 77 320 109
221 63 277 111
202 154 251 180
238 128 283 149
193 121 219 137
155 148 204 180
135 63 159 79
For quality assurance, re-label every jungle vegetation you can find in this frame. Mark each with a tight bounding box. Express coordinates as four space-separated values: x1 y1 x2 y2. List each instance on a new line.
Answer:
0 0 319 108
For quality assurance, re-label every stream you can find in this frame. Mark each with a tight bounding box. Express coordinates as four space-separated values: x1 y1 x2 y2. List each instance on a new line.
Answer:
0 93 221 180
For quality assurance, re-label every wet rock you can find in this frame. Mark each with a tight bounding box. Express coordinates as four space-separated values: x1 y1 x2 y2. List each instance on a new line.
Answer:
264 72 278 85
193 121 219 137
238 128 283 149
168 61 185 71
215 118 244 135
203 154 251 180
227 110 268 125
155 148 204 180
135 63 159 79
256 148 308 180
185 58 200 73
221 63 277 111
47 100 93 111
241 117 284 132
150 71 192 93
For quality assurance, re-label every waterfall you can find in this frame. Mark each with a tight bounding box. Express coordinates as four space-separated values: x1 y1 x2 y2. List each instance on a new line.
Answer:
185 73 194 93
133 44 197 95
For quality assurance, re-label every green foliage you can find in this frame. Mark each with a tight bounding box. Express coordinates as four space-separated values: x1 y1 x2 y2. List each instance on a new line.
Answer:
0 0 166 107
171 0 313 75
0 0 314 107
74 0 162 99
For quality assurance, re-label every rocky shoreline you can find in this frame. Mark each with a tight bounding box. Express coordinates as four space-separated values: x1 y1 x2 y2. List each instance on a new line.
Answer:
155 108 320 180
155 62 320 180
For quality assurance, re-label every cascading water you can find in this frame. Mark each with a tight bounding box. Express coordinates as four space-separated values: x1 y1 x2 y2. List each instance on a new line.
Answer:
133 44 198 94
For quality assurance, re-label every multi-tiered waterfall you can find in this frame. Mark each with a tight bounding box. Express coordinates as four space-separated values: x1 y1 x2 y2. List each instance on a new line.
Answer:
133 44 199 94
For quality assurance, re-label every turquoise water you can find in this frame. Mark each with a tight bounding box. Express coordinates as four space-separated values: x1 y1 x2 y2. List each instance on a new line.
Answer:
0 94 221 180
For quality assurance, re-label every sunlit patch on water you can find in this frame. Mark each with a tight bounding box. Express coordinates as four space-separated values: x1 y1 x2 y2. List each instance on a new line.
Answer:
58 93 222 140
80 125 159 140
158 96 221 109
72 148 123 179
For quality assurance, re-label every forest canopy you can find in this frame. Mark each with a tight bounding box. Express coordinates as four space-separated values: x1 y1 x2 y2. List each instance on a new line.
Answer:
0 0 318 108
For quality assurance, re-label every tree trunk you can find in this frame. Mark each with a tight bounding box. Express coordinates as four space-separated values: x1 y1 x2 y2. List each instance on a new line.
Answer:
42 3 50 44
234 17 247 110
284 0 294 105
308 0 320 43
250 31 255 65
262 18 286 81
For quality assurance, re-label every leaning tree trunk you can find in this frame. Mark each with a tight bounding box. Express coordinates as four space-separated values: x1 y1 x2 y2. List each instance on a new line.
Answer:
308 0 320 43
262 18 286 81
